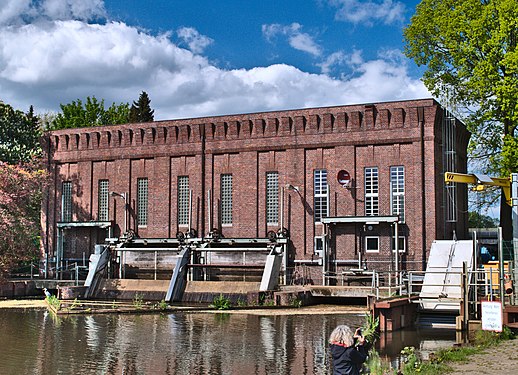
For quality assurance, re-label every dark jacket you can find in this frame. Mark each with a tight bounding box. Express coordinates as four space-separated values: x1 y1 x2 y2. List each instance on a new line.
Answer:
329 343 368 375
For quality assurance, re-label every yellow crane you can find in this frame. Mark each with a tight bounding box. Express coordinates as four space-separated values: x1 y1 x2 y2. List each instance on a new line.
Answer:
445 171 518 302
444 172 512 206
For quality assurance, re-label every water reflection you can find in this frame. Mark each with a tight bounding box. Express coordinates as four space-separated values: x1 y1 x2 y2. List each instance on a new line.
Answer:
0 310 455 375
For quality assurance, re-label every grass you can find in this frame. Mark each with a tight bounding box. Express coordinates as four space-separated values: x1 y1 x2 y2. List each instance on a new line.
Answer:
364 319 515 375
156 299 169 310
397 327 516 375
132 293 144 309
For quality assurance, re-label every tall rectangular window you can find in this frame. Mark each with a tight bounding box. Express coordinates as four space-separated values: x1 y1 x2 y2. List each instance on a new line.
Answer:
137 178 148 227
221 174 233 225
178 176 189 226
61 181 72 222
390 166 405 222
98 180 109 221
365 167 379 216
314 169 328 222
266 172 279 225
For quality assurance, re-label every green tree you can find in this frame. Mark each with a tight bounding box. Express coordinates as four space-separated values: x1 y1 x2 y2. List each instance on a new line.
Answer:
468 211 498 228
0 101 42 164
404 0 518 239
51 96 130 130
129 91 155 123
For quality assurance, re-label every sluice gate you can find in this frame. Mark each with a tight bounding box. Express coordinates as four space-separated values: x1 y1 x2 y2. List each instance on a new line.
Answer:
84 231 288 302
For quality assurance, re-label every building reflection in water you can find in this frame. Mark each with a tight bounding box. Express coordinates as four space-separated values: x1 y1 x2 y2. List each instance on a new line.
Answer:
0 310 361 374
0 310 454 375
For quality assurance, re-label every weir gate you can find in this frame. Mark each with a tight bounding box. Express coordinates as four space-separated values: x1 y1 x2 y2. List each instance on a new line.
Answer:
27 233 518 333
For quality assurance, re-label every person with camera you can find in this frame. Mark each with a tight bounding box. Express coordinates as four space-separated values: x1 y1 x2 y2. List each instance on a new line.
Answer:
329 325 368 375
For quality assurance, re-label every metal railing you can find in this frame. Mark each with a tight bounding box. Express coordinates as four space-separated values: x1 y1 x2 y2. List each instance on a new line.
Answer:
52 262 89 285
319 269 407 299
9 262 42 279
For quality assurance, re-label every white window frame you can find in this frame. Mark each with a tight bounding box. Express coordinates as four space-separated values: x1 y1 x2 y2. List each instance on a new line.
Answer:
365 236 380 253
365 167 379 216
390 166 405 222
61 181 72 222
314 169 329 223
391 236 406 253
177 176 189 226
266 172 279 225
137 178 148 227
221 174 233 225
314 236 325 258
98 180 109 222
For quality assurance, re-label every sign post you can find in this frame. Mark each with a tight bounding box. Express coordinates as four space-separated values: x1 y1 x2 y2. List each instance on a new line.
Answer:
481 301 503 332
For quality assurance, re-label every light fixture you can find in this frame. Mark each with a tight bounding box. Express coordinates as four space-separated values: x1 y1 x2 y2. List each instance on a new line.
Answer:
285 184 299 192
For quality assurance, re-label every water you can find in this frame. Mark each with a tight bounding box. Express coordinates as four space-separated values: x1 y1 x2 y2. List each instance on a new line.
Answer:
0 309 455 374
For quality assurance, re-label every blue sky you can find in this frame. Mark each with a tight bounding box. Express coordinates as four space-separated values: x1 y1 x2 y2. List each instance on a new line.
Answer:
0 0 428 120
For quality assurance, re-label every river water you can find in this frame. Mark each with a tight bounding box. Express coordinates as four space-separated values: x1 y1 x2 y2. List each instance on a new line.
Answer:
0 309 455 374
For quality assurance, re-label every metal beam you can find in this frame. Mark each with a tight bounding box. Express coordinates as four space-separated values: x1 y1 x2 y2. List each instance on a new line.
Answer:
445 172 512 205
321 215 399 224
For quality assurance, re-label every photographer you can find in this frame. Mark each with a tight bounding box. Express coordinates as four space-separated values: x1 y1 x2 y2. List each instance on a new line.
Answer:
329 325 368 375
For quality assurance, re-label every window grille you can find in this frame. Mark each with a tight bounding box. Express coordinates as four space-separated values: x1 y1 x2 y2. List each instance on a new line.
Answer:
266 172 279 225
314 169 329 222
390 166 405 222
61 181 72 222
98 180 109 221
137 178 148 227
365 167 379 216
178 176 189 226
221 174 233 225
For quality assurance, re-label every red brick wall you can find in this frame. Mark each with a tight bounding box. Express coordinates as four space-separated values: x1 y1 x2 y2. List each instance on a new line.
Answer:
42 99 470 275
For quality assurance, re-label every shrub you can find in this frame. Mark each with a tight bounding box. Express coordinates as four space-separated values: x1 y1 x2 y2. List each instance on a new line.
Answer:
210 294 231 310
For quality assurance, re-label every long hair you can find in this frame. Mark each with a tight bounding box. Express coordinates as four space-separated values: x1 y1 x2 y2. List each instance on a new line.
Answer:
329 325 354 347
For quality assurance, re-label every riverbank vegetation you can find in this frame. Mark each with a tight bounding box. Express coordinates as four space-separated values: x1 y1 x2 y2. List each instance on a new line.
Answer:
367 326 516 375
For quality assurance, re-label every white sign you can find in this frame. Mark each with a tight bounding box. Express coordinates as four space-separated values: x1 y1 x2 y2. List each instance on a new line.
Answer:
481 301 503 332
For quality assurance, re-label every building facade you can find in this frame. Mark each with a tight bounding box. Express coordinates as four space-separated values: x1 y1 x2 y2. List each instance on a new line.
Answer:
41 98 470 283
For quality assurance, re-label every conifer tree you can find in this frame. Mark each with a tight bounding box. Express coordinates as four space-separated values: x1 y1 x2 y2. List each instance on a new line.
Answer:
129 91 155 123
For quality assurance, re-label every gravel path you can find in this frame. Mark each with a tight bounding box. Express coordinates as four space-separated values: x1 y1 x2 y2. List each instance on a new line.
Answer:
448 338 518 374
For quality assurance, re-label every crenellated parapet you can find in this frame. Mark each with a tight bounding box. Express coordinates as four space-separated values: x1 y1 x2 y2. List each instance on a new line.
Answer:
47 99 439 154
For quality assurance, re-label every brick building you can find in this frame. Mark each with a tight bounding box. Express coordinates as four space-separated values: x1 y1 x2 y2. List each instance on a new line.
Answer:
41 98 469 283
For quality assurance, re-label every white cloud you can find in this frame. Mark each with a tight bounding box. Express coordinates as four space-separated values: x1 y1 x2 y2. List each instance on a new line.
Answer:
317 51 347 74
40 0 106 22
0 1 428 120
262 23 322 57
177 27 214 54
328 0 406 25
0 0 32 25
0 0 106 25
